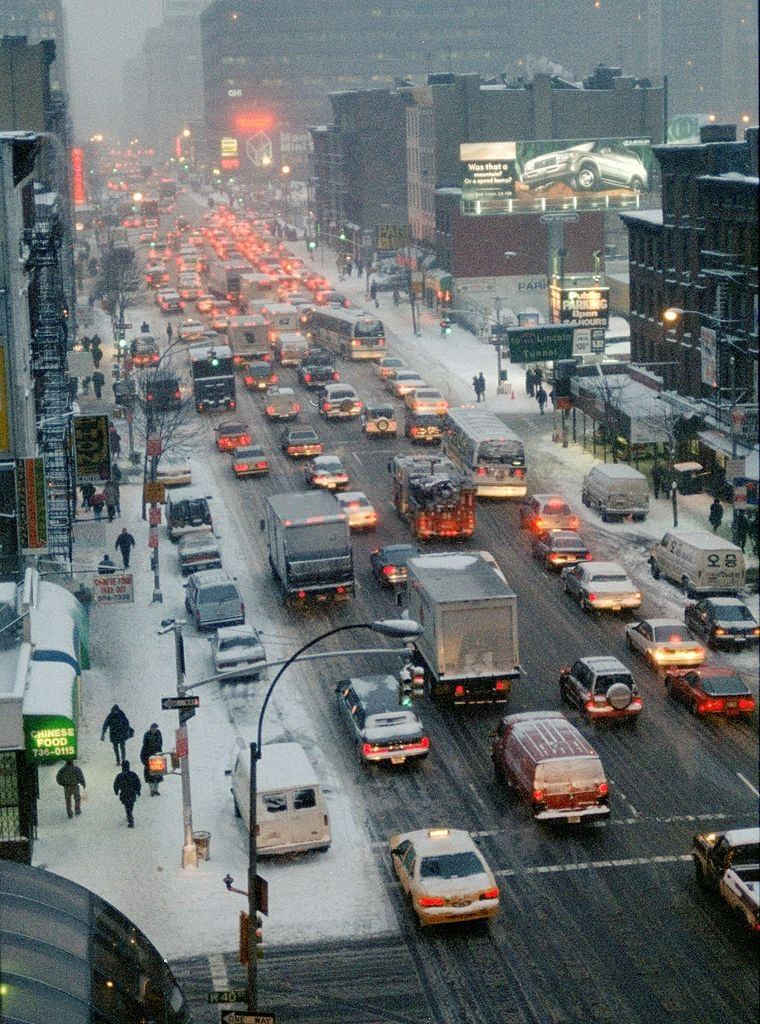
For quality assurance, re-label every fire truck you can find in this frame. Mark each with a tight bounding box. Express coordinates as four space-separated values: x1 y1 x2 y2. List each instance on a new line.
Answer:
391 453 475 540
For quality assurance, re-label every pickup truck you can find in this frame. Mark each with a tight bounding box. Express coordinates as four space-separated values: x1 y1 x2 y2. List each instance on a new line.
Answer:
692 826 760 932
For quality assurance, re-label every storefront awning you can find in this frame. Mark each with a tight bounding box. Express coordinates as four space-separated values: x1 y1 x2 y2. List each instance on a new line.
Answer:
697 429 756 461
37 581 89 670
22 661 78 763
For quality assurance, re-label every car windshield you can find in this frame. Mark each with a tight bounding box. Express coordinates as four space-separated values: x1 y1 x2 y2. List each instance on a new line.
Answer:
731 844 760 867
317 458 341 471
594 673 633 693
652 625 689 643
219 635 260 652
419 851 483 879
291 431 316 441
712 604 754 622
591 574 629 583
554 536 584 550
701 672 748 695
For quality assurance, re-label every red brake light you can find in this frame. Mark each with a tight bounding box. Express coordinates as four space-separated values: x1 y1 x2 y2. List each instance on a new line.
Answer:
588 592 597 602
476 467 487 476
738 697 755 711
332 371 340 380
296 590 306 599
256 461 267 470
382 565 395 576
304 372 312 382
667 634 684 644
597 782 609 797
453 684 466 697
270 373 278 382
322 402 330 411
549 553 560 562
418 896 446 908
235 463 249 472
585 552 593 560
336 586 346 594
481 887 499 900
266 406 275 415
532 789 544 803
293 404 301 413
362 742 373 757
493 680 508 691
514 468 524 477
244 376 254 385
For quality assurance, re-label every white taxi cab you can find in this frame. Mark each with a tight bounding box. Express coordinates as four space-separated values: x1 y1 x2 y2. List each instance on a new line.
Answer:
389 827 500 926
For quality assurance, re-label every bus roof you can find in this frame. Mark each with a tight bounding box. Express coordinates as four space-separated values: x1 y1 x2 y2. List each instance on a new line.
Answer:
445 405 524 443
188 343 233 361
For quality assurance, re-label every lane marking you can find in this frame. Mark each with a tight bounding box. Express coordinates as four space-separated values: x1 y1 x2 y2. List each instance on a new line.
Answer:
737 772 760 797
494 854 692 879
208 952 230 990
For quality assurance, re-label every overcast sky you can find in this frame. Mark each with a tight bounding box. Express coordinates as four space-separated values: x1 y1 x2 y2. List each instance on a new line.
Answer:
64 0 164 137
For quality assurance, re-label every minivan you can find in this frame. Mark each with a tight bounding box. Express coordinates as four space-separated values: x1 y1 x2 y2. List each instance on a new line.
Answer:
228 741 332 854
581 463 649 521
335 674 429 765
184 569 244 630
166 492 213 540
491 710 610 823
649 530 745 596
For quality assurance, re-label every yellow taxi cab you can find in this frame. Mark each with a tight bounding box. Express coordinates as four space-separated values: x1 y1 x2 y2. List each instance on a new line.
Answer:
389 827 500 926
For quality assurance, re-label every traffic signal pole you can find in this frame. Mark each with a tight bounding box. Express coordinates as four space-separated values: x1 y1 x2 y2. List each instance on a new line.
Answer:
248 740 258 1011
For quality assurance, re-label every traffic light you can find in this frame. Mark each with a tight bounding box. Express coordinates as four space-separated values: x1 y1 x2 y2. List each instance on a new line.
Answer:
307 239 316 250
399 668 413 707
411 665 425 699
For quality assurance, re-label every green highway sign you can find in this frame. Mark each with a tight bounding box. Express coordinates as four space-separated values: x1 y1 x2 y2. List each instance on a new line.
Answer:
505 325 574 364
206 989 248 1004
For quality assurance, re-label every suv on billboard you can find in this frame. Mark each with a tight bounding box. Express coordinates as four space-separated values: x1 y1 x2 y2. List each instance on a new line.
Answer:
520 140 648 193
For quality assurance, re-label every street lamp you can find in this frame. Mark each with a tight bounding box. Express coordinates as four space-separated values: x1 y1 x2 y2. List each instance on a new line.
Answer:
243 618 421 1012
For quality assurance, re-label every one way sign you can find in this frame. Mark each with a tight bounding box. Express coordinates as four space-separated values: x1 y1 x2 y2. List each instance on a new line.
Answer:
220 1011 275 1024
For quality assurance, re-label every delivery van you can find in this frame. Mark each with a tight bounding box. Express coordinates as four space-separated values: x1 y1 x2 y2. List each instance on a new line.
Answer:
275 332 310 366
581 463 649 521
649 530 745 596
491 710 610 823
228 741 332 855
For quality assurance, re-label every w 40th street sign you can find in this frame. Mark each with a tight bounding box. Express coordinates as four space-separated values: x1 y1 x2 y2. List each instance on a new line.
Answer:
206 989 247 1004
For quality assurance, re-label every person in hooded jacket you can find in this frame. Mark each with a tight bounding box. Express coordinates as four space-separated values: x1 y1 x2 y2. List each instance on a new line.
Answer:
56 759 86 818
113 760 141 827
140 723 164 795
100 703 132 765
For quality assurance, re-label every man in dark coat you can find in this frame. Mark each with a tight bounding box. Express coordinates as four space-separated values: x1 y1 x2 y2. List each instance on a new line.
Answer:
536 385 548 414
115 528 136 568
92 370 105 399
525 368 535 397
652 461 666 500
477 372 486 401
56 759 86 818
103 479 117 522
709 497 724 533
734 509 749 552
114 760 141 827
101 703 132 765
140 723 164 795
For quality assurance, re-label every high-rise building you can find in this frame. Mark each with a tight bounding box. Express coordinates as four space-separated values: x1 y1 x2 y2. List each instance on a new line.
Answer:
0 0 68 91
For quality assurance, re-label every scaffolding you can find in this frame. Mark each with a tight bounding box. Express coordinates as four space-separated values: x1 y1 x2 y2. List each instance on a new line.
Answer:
25 195 75 568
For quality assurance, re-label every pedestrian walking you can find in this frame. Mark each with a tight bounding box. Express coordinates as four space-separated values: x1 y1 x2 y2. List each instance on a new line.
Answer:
101 703 132 765
370 281 378 305
477 372 486 402
115 527 135 568
103 479 117 522
91 370 105 399
111 461 122 484
548 387 556 409
346 261 353 278
91 343 103 369
56 759 86 819
141 320 150 333
91 333 102 349
140 723 164 796
652 461 666 500
472 375 480 401
109 424 122 457
98 553 116 575
81 335 91 352
525 368 535 397
708 496 724 533
534 367 544 387
166 322 173 342
80 482 96 510
392 288 400 307
536 385 548 414
734 509 749 552
111 476 121 517
356 258 364 277
113 760 141 827
90 491 105 519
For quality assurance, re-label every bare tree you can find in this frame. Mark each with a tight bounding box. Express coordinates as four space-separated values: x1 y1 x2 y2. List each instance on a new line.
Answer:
590 372 628 462
96 240 141 325
640 398 686 526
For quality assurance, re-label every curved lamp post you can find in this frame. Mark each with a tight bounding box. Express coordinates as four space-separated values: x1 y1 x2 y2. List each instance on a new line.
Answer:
245 618 421 1011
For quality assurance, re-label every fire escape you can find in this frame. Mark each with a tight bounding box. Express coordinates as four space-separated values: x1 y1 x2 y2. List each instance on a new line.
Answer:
25 202 75 567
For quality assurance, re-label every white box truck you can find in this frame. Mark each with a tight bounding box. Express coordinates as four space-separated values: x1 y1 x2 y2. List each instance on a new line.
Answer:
406 551 520 704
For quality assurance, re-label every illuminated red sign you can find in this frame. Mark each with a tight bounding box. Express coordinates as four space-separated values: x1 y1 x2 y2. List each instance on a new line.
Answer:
71 147 86 204
220 158 240 170
233 113 274 134
175 136 183 159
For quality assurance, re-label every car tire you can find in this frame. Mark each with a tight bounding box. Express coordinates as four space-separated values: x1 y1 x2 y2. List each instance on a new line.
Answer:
356 744 366 767
630 176 645 192
601 509 609 523
581 492 590 507
576 163 599 191
650 561 661 579
682 576 695 598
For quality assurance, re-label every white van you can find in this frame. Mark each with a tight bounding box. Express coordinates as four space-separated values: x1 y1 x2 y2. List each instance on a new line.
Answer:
649 530 745 596
229 741 331 855
581 463 649 521
275 332 310 366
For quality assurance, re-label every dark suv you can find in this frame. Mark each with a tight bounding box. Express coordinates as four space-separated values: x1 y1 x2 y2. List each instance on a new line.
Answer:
166 493 213 541
335 674 429 766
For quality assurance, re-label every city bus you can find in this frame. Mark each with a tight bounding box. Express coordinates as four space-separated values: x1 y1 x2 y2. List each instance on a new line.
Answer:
188 343 236 413
307 308 385 361
442 406 527 498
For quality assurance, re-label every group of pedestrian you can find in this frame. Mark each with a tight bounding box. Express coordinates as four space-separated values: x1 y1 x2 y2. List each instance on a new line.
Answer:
79 334 103 367
80 467 122 523
471 372 487 402
525 366 543 397
57 706 164 828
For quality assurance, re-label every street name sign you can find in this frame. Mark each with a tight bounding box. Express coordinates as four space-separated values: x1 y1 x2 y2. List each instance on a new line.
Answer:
206 989 247 1004
219 1012 276 1024
161 696 200 711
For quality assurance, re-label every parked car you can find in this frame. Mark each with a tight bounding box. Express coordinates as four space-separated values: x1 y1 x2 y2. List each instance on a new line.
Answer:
319 384 363 419
370 543 421 588
304 454 349 490
663 665 756 716
280 427 323 458
561 561 642 614
184 569 244 630
166 493 212 540
178 533 222 576
231 444 269 478
362 404 398 438
684 597 760 650
214 421 251 451
625 618 706 668
519 494 579 533
335 674 429 765
334 491 378 530
389 827 499 927
559 656 643 723
212 624 266 681
532 529 590 571
155 456 192 488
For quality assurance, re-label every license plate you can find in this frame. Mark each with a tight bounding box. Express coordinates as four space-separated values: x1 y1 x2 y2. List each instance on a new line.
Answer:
726 701 737 708
391 756 405 765
612 605 621 611
568 815 581 824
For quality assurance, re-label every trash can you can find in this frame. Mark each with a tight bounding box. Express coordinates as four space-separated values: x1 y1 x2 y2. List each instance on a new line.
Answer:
672 461 706 495
193 831 211 861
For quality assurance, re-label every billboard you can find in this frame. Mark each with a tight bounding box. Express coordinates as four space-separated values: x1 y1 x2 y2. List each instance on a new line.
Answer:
460 137 653 215
73 415 111 484
71 147 86 205
15 458 48 554
549 283 610 329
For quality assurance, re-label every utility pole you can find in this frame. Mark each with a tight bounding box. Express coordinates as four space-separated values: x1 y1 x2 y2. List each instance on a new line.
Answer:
247 740 258 1011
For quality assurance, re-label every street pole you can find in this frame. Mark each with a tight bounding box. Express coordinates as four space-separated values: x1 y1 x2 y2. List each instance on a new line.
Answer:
730 353 738 458
247 740 258 1012
167 620 198 868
